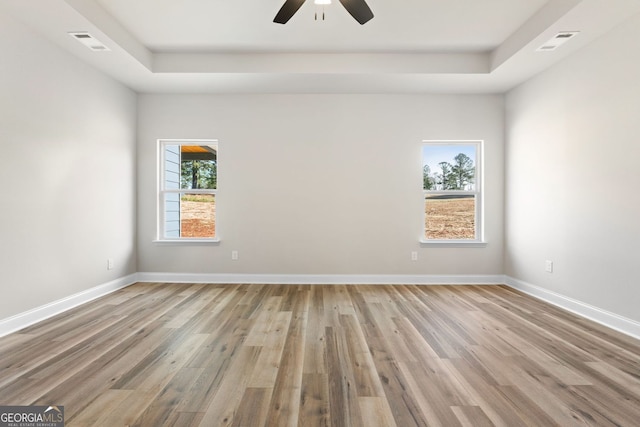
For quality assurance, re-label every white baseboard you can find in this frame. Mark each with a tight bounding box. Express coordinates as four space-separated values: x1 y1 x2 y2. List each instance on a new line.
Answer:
505 276 640 341
0 274 138 338
136 272 505 285
4 272 637 343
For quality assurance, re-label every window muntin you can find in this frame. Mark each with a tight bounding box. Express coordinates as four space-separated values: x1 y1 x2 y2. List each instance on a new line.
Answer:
158 140 218 241
422 141 482 242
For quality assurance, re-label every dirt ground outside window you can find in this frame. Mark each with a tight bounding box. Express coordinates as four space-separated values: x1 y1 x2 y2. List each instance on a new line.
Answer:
180 195 216 238
425 196 475 239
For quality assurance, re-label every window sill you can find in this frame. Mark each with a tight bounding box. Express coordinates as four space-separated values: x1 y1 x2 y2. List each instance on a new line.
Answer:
153 238 220 245
419 240 487 248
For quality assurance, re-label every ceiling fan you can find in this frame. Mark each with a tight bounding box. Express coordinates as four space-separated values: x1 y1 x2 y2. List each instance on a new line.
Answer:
274 0 374 25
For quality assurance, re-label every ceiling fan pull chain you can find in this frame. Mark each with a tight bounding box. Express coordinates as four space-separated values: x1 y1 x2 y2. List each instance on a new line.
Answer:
315 5 326 21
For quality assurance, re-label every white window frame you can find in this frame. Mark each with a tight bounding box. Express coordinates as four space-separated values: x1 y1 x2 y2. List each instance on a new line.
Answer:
420 140 485 247
156 139 219 243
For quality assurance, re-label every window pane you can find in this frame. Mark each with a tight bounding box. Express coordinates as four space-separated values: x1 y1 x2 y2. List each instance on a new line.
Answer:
164 193 181 238
425 194 475 240
180 145 217 190
422 145 476 191
160 141 218 241
164 145 181 190
178 193 216 238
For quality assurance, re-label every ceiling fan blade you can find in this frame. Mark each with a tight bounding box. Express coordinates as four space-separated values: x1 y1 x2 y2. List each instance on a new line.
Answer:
339 0 374 24
274 0 307 24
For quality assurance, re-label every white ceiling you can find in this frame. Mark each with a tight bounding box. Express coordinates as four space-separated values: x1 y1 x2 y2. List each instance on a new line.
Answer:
94 0 549 52
3 0 640 93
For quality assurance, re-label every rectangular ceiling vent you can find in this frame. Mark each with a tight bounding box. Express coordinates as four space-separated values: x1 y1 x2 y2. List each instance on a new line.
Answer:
536 31 579 52
68 32 110 52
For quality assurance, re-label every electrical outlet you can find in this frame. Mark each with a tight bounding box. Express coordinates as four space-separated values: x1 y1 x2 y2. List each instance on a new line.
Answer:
411 251 418 261
107 258 114 270
545 260 553 273
231 250 239 261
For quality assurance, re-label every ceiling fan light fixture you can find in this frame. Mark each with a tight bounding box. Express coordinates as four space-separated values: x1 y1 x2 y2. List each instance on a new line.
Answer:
274 0 373 24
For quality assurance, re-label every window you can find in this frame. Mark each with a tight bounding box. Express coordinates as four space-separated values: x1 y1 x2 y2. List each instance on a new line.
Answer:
422 141 482 243
158 140 218 241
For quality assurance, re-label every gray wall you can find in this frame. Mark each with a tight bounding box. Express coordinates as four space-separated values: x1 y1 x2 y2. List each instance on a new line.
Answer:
0 12 138 319
137 94 504 275
505 13 640 322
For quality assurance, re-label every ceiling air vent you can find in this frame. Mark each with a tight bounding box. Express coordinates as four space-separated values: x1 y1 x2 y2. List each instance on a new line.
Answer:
68 32 110 52
536 31 579 52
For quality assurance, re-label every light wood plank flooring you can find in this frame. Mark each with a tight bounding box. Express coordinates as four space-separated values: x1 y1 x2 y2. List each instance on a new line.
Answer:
1 283 639 426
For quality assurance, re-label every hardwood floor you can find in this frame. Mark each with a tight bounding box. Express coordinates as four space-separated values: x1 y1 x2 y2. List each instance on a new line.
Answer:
1 283 639 426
